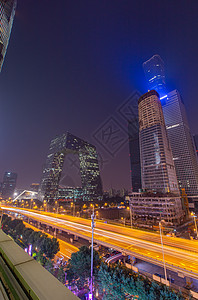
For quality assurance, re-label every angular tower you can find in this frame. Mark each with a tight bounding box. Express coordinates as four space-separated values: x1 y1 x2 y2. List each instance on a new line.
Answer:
39 132 103 204
0 0 17 71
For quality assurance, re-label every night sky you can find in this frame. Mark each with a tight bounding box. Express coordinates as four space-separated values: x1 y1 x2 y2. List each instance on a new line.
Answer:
0 0 198 191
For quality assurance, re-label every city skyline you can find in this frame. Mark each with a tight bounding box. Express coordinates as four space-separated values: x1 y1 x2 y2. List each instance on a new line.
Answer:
1 1 198 190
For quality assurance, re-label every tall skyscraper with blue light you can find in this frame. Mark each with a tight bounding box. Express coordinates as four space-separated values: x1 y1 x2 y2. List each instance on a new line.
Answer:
143 54 166 98
143 55 198 200
0 0 17 71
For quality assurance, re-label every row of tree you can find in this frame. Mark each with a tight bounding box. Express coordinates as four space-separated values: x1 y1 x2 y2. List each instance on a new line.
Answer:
1 214 67 288
66 246 188 300
2 214 59 259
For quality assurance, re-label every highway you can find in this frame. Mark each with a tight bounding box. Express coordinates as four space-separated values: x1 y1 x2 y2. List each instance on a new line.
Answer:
2 206 198 279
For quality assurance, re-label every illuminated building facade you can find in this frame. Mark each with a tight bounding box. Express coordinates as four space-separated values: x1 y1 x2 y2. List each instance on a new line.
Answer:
0 0 17 71
138 90 179 194
143 54 166 98
127 192 183 225
162 90 198 197
39 132 103 204
1 171 17 198
55 187 84 202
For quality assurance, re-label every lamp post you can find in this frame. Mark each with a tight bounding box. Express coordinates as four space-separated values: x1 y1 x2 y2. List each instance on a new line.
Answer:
191 212 198 239
129 204 133 228
159 220 167 283
90 205 95 300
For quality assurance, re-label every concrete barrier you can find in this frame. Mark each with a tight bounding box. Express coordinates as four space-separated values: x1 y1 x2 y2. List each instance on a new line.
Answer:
132 266 138 273
153 275 161 282
190 291 198 299
161 278 170 286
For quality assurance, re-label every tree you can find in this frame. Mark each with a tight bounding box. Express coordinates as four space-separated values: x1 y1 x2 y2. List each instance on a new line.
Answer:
97 263 185 300
15 222 25 236
57 266 65 284
22 227 34 242
40 236 60 259
45 258 54 275
36 250 47 266
9 219 22 231
66 246 100 289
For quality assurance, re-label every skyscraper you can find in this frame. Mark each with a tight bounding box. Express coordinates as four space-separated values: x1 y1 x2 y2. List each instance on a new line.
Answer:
1 171 17 198
162 90 198 197
143 54 166 98
128 111 141 192
138 90 179 194
193 134 198 158
0 0 17 71
39 132 103 204
143 55 198 200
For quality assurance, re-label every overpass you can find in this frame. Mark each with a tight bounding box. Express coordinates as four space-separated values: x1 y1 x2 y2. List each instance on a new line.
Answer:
2 206 198 282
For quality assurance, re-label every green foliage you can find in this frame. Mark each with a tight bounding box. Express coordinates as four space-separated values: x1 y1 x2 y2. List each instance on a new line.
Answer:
66 246 100 289
36 250 47 266
2 214 11 226
22 227 34 242
2 214 60 259
40 236 60 259
15 222 25 236
57 266 65 284
44 258 54 275
97 263 185 300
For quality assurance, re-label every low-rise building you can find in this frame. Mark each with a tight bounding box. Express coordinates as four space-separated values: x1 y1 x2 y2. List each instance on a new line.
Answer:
126 192 184 225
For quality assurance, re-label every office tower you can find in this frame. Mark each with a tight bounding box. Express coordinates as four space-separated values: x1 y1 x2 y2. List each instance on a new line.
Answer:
39 132 103 204
162 90 198 197
128 112 141 192
0 0 17 71
1 171 17 198
143 54 166 98
138 90 179 194
193 134 198 158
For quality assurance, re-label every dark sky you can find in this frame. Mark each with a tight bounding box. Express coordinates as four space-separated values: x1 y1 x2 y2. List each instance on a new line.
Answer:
0 0 198 191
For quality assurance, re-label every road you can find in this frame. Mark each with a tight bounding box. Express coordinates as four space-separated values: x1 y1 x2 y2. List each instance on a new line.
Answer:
3 206 198 279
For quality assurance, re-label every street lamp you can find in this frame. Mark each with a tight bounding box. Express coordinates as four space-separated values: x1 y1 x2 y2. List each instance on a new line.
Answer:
129 204 133 228
90 204 95 300
191 212 198 239
159 220 167 283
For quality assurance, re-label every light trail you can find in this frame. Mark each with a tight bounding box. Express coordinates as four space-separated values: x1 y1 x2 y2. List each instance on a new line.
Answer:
3 206 198 278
